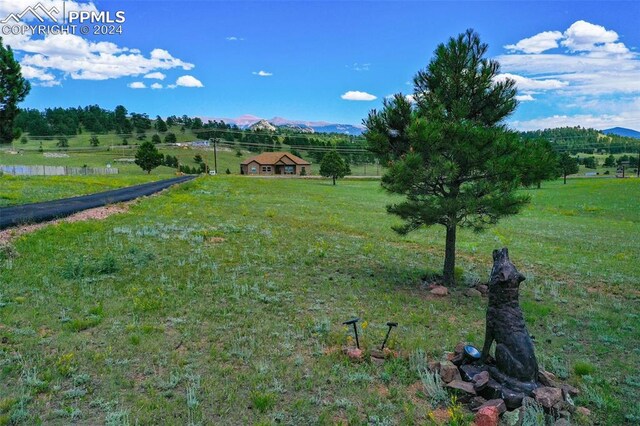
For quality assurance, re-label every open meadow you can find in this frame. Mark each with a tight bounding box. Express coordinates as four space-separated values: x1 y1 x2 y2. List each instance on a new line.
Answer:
0 176 639 424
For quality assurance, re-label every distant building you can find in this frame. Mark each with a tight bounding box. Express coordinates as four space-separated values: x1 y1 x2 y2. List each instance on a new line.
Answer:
240 152 311 176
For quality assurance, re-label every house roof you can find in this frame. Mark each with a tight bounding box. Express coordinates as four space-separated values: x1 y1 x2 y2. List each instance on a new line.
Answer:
241 152 311 166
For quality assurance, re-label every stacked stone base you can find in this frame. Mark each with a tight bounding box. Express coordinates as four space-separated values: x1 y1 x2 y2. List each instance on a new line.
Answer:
430 343 589 425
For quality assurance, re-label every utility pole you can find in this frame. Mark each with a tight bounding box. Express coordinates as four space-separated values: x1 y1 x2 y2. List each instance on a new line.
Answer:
210 138 218 175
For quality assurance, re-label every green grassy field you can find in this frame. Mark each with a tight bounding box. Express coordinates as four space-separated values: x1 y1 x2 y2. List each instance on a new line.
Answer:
0 176 638 424
0 175 167 207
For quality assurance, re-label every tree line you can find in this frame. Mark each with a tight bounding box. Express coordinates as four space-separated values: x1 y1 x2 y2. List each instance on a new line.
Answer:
520 126 639 154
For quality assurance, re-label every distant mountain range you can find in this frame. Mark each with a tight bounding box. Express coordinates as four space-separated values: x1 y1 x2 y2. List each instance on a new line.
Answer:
602 127 640 139
203 114 365 135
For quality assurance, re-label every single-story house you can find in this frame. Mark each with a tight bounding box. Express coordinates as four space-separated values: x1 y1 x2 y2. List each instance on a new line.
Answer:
240 152 311 176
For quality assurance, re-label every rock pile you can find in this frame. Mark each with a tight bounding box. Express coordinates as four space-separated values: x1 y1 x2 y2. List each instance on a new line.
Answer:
430 343 589 425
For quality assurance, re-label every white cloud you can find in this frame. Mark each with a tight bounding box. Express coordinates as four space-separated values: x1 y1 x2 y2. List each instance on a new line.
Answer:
144 72 166 80
347 62 370 71
385 94 416 103
341 91 377 101
20 64 55 81
150 83 163 90
497 21 640 97
495 73 568 90
515 94 535 102
128 82 146 89
561 20 626 54
510 96 640 130
225 36 244 41
36 80 61 87
150 49 176 60
499 21 640 130
167 84 177 89
252 70 273 77
175 75 203 88
505 31 563 54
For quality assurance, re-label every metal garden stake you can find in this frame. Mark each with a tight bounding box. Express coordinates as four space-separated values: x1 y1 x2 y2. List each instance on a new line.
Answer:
342 318 360 349
380 322 397 350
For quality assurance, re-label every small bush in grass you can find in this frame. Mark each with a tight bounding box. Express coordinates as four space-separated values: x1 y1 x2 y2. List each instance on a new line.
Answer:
68 316 102 332
574 360 595 376
418 368 448 406
411 349 448 406
96 255 118 274
56 353 76 377
251 391 276 413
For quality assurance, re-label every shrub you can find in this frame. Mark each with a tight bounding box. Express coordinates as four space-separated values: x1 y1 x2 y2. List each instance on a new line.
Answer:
574 361 596 376
251 391 276 413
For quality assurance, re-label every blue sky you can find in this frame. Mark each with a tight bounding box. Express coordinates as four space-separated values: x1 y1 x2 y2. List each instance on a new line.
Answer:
2 1 639 129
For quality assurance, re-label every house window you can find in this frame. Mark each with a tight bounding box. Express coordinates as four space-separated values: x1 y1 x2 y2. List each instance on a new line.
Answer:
250 167 257 174
261 166 272 173
284 166 295 174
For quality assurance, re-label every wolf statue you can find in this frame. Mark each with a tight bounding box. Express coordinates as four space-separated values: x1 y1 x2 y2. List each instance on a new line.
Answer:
480 248 539 394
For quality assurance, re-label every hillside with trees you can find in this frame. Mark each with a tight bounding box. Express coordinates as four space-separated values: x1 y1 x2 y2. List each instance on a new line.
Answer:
520 126 640 154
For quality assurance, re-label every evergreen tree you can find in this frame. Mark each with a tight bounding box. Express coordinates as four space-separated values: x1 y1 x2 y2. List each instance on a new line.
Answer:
558 152 579 184
155 115 168 132
89 135 100 146
151 134 161 144
603 154 615 168
582 156 597 169
56 136 69 148
164 132 177 143
364 29 529 286
520 138 559 188
114 105 132 135
0 37 31 143
134 140 163 174
319 151 350 185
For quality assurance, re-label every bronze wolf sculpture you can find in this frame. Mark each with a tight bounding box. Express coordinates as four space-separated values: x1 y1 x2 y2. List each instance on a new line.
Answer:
480 248 539 394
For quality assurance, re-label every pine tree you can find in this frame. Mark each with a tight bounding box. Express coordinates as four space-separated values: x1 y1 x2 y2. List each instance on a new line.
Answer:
0 37 31 143
558 153 579 184
164 132 177 144
135 140 163 174
520 138 559 188
603 154 615 168
364 29 529 286
155 115 168 132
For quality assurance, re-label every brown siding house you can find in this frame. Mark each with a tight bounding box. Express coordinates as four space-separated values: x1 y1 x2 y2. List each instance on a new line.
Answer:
240 152 311 176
